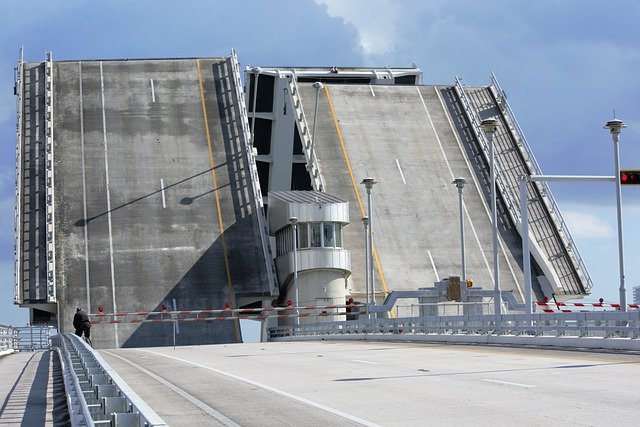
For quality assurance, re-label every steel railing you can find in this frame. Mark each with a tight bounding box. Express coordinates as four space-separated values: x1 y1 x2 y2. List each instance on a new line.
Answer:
15 326 54 351
14 47 24 304
453 76 521 226
489 71 594 293
229 49 279 296
288 73 326 191
52 333 167 426
45 51 56 302
268 311 640 344
0 325 16 353
0 325 55 353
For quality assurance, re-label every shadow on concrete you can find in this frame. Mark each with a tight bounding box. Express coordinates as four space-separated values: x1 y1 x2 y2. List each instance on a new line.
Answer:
120 215 267 348
22 351 51 426
74 167 229 227
0 353 36 419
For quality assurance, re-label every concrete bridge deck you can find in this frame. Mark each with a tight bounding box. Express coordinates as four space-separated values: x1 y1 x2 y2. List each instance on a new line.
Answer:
94 341 639 426
2 340 639 425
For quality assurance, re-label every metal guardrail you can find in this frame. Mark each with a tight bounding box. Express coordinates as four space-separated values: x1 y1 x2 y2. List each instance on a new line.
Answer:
489 72 594 293
229 49 279 296
0 325 54 353
0 325 16 353
268 311 640 344
14 47 24 304
288 74 326 191
53 333 167 426
453 77 521 226
15 326 54 351
45 51 57 302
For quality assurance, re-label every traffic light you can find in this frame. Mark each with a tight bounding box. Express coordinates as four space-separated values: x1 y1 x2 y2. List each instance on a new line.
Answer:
620 170 640 185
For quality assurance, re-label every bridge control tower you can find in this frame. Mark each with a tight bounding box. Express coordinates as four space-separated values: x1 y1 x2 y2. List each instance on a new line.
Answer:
268 190 351 325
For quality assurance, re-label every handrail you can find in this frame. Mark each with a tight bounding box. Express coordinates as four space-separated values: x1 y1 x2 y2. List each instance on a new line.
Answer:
13 47 24 304
489 72 594 293
268 311 640 347
452 77 520 225
14 326 53 351
0 325 16 353
229 49 279 295
55 333 167 426
287 73 326 191
45 51 56 302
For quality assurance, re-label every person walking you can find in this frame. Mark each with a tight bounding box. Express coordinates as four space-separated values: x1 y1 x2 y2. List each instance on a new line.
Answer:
73 308 92 346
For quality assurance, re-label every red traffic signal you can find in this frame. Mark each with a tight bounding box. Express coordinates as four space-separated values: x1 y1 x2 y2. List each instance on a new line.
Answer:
620 170 640 185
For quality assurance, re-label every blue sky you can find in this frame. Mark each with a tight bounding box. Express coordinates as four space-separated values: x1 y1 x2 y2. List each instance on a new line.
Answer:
1 0 639 325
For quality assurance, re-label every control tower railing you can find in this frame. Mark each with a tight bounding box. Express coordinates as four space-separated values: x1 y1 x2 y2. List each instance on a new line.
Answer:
230 50 279 296
45 52 56 302
14 47 24 304
489 72 594 293
287 74 326 192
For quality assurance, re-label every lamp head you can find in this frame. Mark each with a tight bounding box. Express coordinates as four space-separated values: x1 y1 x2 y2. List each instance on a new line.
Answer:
312 81 324 90
480 118 498 134
604 119 626 134
289 216 299 226
452 177 466 188
361 177 377 189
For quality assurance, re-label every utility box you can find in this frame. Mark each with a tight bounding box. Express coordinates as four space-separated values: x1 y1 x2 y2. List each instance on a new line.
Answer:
447 276 461 302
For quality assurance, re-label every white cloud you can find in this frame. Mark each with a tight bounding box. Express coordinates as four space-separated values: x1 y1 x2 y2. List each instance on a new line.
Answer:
315 0 401 56
563 210 613 239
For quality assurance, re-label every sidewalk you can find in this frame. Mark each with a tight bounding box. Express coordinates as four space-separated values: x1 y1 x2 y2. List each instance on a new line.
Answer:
0 351 68 425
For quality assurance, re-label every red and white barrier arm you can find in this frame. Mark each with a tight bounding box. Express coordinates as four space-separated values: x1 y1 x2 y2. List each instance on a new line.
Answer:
88 304 360 324
535 302 639 309
90 311 351 324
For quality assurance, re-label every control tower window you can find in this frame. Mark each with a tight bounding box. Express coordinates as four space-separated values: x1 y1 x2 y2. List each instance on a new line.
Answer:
277 222 344 255
298 223 308 248
310 223 322 247
323 223 335 247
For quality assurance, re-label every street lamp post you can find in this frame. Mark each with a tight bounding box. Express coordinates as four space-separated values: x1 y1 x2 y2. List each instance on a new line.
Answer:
605 119 627 312
289 217 300 324
453 177 467 282
481 118 501 315
519 175 533 315
362 216 370 319
361 177 377 314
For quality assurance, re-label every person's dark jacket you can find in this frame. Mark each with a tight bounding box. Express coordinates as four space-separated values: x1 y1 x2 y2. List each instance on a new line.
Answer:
73 310 90 329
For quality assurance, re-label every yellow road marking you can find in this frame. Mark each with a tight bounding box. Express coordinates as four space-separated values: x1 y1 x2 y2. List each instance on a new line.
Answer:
196 59 240 341
324 85 394 317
